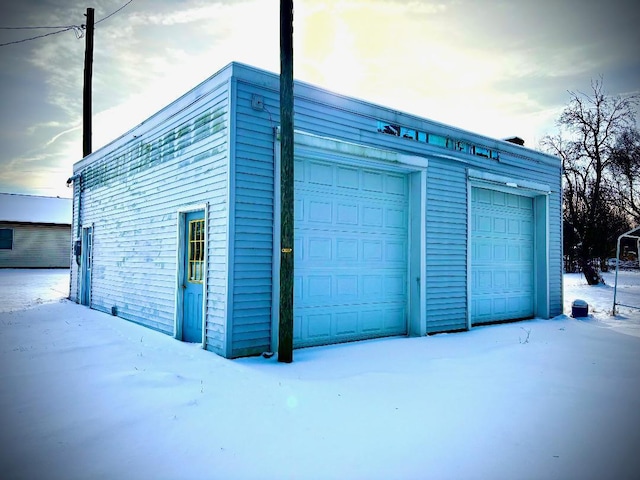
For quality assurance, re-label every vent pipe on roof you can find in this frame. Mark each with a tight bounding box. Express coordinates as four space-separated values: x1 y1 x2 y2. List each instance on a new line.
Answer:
504 136 525 146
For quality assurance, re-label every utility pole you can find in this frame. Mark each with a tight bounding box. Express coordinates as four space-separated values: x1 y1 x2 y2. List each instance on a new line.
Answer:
278 0 294 363
83 7 94 157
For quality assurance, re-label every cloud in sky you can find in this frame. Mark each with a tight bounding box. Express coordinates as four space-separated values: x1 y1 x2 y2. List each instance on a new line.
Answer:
0 0 638 197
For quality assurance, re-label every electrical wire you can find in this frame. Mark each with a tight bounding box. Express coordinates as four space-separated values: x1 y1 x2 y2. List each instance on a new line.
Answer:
0 0 134 47
96 0 135 25
0 25 76 30
0 26 81 47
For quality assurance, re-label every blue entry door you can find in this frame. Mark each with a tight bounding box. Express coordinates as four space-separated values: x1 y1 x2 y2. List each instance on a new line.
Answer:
80 226 92 306
182 211 205 342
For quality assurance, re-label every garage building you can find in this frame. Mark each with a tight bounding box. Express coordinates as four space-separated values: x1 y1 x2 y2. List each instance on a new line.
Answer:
68 62 562 358
0 193 72 269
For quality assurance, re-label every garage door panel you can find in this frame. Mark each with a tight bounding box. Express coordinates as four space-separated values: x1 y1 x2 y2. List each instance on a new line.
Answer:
294 159 408 347
362 171 384 192
307 275 332 298
294 276 303 300
362 240 382 261
294 159 305 181
472 294 532 324
308 161 333 186
386 174 406 196
297 269 406 307
386 241 406 262
336 239 358 261
306 313 331 339
363 206 383 227
471 187 534 325
361 309 384 332
297 171 408 200
293 314 303 342
386 207 406 228
308 200 332 223
294 304 408 348
335 312 358 335
336 166 359 189
298 195 406 233
293 237 304 261
336 275 358 296
298 232 406 265
494 217 507 234
336 202 358 225
294 198 304 221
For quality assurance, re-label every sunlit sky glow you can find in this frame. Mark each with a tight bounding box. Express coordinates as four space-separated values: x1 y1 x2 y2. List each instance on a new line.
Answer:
1 0 638 198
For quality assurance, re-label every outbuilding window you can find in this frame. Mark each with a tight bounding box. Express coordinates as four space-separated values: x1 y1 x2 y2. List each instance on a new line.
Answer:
0 228 13 250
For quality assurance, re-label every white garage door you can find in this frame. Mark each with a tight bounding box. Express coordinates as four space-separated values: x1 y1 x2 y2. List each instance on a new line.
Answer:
471 187 534 325
293 158 408 348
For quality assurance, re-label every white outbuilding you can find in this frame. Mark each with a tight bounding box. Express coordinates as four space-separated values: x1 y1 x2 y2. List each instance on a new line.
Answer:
0 193 72 269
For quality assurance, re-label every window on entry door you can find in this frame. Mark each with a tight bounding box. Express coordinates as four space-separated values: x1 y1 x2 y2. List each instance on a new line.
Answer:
188 219 204 283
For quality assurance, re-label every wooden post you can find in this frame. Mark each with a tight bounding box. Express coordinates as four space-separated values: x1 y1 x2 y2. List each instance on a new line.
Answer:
83 7 94 157
278 0 294 363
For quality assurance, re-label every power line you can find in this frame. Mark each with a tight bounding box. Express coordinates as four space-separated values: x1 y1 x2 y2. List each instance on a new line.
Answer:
96 0 134 25
0 26 83 47
0 25 77 30
0 0 134 47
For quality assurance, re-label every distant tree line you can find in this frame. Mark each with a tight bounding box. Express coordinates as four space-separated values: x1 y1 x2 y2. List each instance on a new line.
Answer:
541 78 639 285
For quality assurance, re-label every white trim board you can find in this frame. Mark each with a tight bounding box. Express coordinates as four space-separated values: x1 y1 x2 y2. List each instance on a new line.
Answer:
468 168 551 196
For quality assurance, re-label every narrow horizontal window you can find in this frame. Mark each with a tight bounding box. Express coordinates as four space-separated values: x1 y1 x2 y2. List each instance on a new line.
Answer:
475 146 490 158
453 140 468 153
377 121 400 136
400 127 417 140
376 119 502 161
428 134 447 147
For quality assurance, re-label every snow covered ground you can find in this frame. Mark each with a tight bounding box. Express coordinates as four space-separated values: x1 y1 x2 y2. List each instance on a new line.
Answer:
0 268 69 313
1 269 639 480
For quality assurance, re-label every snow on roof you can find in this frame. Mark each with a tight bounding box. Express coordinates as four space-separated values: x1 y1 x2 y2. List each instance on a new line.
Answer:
0 193 72 225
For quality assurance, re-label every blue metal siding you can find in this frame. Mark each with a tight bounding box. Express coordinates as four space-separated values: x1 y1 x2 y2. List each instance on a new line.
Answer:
229 63 562 352
549 173 564 316
71 76 231 355
230 81 278 357
73 62 562 359
425 159 469 332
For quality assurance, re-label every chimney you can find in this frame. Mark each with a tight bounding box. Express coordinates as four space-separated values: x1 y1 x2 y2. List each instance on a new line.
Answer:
504 136 525 146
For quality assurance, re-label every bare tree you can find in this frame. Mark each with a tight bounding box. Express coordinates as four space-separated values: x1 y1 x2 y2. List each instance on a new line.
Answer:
610 128 640 223
541 78 639 285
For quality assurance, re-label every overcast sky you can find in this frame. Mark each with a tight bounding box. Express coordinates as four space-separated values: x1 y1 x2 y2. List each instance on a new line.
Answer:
0 0 638 198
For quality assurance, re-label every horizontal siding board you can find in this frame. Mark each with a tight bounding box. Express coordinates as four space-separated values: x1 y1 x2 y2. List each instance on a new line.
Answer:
72 63 562 358
73 79 230 353
0 223 71 268
231 68 561 349
425 159 468 332
230 79 277 356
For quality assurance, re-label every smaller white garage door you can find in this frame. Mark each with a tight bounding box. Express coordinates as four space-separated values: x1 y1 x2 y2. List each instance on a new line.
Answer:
471 187 534 325
294 158 409 348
